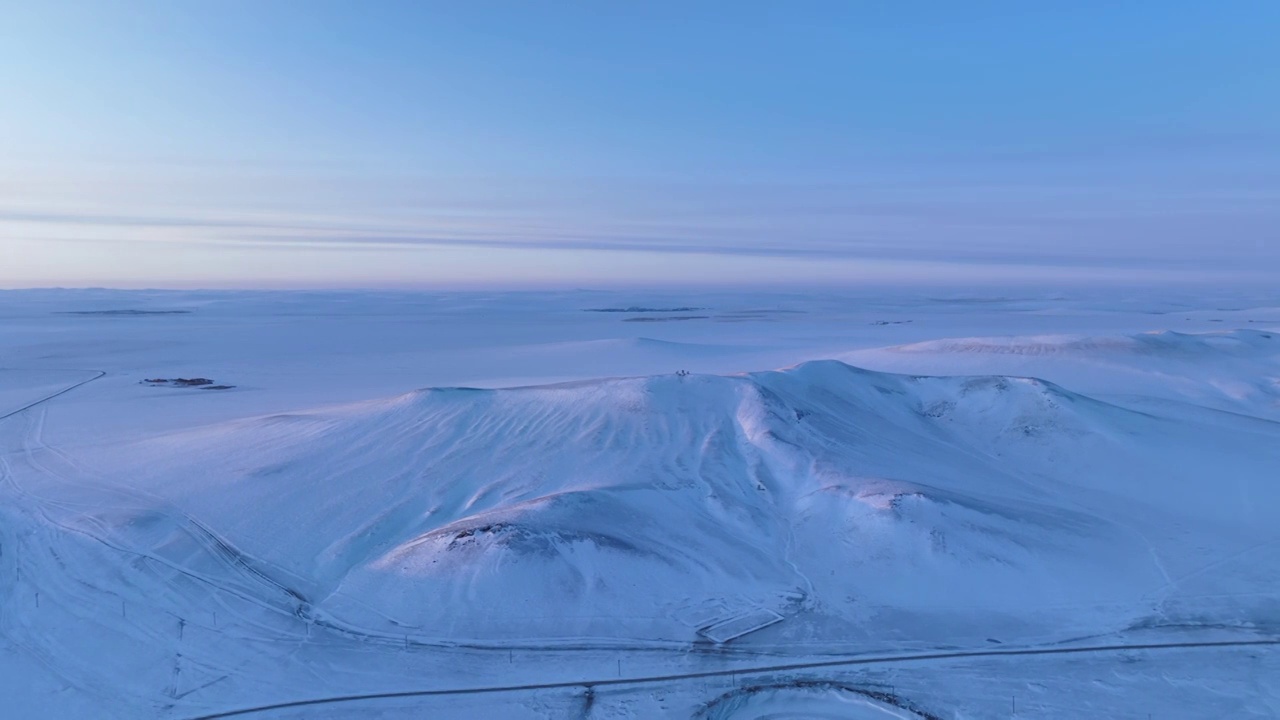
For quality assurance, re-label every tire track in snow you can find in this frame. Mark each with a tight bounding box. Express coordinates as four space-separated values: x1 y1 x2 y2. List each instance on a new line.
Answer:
0 370 124 702
186 636 1280 719
0 369 106 422
3 368 315 620
0 368 314 705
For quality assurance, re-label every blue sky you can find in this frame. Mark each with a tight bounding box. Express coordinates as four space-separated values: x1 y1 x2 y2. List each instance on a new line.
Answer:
2 1 1277 287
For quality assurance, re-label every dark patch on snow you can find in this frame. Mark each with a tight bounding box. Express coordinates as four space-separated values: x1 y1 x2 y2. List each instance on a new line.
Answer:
715 309 807 322
694 679 942 720
144 378 236 390
622 315 710 322
585 306 705 313
60 309 191 316
441 522 643 557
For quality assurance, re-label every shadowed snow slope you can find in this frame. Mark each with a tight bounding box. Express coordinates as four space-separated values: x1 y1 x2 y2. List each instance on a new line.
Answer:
83 359 1280 646
843 329 1280 420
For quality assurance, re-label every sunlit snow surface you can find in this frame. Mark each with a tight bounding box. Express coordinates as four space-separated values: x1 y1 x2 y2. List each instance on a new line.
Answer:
1 288 1278 718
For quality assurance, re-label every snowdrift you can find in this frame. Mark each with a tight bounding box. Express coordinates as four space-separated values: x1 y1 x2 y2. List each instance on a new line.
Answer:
844 329 1280 419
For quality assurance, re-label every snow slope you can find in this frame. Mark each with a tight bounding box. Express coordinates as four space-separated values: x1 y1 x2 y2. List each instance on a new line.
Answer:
843 329 1280 420
61 357 1276 653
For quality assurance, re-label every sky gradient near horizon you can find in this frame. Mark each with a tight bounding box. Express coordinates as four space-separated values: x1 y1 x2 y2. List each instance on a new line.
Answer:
3 2 1278 288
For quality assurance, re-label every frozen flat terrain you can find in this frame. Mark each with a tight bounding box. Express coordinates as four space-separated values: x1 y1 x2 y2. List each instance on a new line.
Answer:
1 287 1278 718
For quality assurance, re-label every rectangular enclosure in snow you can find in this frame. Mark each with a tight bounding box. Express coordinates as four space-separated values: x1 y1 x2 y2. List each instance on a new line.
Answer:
697 608 784 643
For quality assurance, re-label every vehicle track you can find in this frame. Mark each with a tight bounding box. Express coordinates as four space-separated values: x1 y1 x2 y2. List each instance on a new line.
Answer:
187 636 1280 719
0 370 106 422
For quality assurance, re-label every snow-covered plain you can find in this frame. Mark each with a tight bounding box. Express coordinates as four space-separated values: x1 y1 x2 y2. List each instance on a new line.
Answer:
1 287 1278 718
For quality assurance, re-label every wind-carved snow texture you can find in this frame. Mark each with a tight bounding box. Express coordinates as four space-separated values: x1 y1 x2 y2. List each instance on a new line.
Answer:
845 329 1280 420
74 351 1280 652
73 366 1123 644
1 290 1278 718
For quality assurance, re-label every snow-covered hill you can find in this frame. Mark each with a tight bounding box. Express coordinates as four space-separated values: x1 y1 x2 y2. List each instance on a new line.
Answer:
844 329 1280 420
3 291 1278 718
68 357 1278 651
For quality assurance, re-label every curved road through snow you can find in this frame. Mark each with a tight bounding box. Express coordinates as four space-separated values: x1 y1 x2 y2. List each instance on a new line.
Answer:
187 636 1280 719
